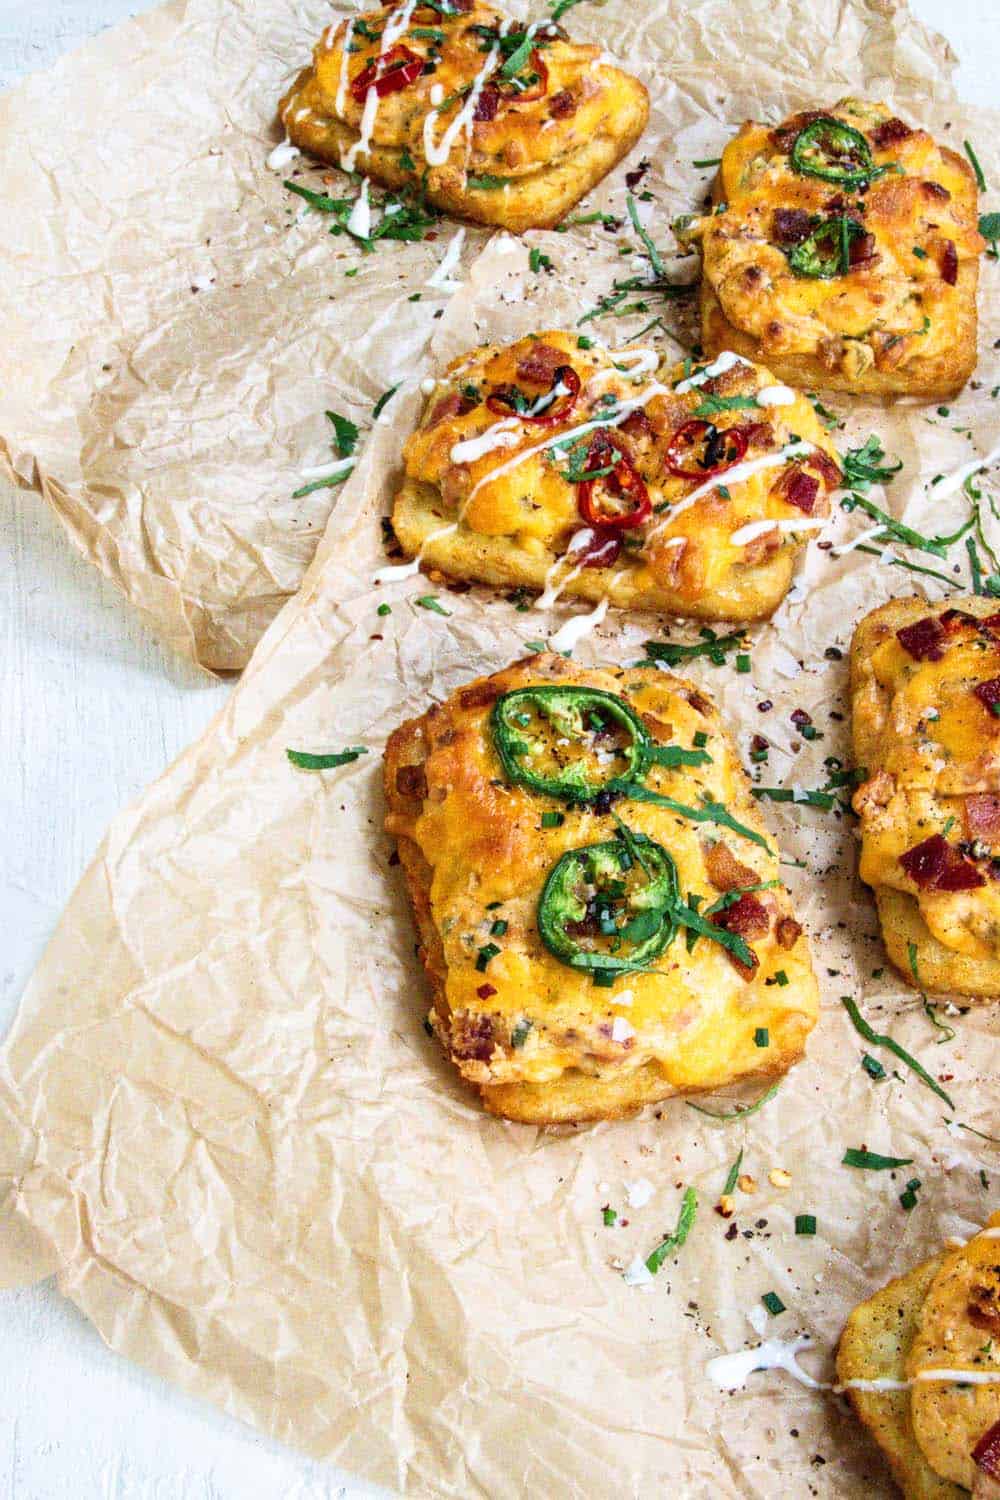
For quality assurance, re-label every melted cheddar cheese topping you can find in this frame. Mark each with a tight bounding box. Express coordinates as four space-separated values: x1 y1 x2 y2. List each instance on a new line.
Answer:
852 600 1000 962
386 657 818 1093
281 2 639 187
684 98 983 384
402 332 841 608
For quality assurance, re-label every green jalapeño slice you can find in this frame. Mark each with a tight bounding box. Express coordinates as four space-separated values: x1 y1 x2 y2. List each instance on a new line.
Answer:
789 117 875 187
492 686 651 801
787 215 867 278
537 829 678 976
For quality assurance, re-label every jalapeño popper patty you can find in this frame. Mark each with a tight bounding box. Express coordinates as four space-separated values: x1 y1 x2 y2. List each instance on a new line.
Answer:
279 1 649 234
851 596 1000 999
680 98 984 398
383 653 819 1124
393 332 842 624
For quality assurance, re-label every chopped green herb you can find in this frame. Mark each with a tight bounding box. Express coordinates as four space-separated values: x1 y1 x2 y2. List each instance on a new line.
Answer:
692 394 761 418
467 174 510 190
754 1028 769 1048
861 1052 886 1080
736 654 751 674
761 1292 786 1316
377 602 392 617
923 1000 956 1044
529 247 553 274
286 746 368 770
842 1147 914 1171
980 212 1000 256
840 996 954 1108
619 782 773 853
626 192 666 279
490 919 508 937
326 410 359 457
642 628 747 668
912 245 928 260
899 1177 922 1212
577 334 594 349
693 157 722 168
965 139 987 193
540 810 565 828
687 1081 781 1121
774 970 789 987
399 149 416 171
511 1018 532 1048
795 1214 816 1236
416 595 451 616
373 385 400 419
723 1149 743 1197
644 1186 698 1274
693 731 709 748
752 786 836 811
603 1205 618 1226
840 435 902 492
475 942 501 972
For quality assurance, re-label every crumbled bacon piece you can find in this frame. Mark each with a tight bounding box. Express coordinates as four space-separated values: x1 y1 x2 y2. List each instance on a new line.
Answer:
621 408 654 441
715 894 770 938
973 1419 1000 1482
772 466 819 514
474 85 500 122
451 1013 496 1061
896 616 946 661
625 159 650 190
729 420 774 449
549 89 576 119
968 1289 1000 1337
458 681 498 710
742 526 781 565
849 232 878 266
965 795 1000 842
772 208 813 245
396 764 428 799
870 117 913 148
921 179 950 202
516 342 566 385
704 842 758 893
775 917 802 950
941 607 979 634
428 391 474 426
770 110 826 152
974 677 1000 716
899 833 985 891
476 983 497 1000
790 708 812 728
939 239 959 285
807 449 842 490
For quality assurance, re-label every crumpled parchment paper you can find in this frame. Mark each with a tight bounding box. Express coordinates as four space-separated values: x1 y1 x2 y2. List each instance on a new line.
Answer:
2 0 1000 1494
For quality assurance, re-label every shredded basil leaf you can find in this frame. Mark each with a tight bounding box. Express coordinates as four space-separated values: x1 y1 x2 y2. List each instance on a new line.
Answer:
842 1147 914 1170
644 1186 697 1274
287 746 368 770
840 996 954 1108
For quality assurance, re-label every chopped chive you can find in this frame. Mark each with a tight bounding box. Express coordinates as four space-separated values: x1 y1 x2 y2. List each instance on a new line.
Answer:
723 1149 743 1197
372 384 400 418
511 1018 532 1048
840 996 954 1109
736 654 751 674
475 942 501 972
761 1292 786 1316
490 919 508 937
774 970 789 987
692 157 722 168
795 1214 816 1236
619 782 773 853
416 595 451 616
592 970 616 987
693 730 709 748
540 810 565 828
377 602 392 617
644 1186 698 1274
529 247 553 274
923 1000 955 1044
842 1147 914 1171
286 746 368 770
965 139 987 192
899 1178 922 1212
861 1052 886 1080
603 1205 618 1226
754 1027 769 1048
626 191 666 279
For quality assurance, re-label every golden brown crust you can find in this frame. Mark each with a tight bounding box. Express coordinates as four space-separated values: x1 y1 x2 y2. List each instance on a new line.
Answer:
279 6 649 234
686 98 984 398
384 654 819 1124
850 595 1000 1000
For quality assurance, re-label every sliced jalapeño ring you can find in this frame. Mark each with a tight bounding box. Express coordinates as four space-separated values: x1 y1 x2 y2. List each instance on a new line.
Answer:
491 686 651 801
537 830 678 975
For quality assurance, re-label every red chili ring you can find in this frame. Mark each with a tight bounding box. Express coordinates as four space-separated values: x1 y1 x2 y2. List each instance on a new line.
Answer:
485 365 581 426
576 429 651 531
665 419 748 480
350 44 424 103
495 50 549 103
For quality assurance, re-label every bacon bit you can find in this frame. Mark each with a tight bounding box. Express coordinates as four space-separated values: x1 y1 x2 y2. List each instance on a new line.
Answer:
624 158 650 190
900 833 985 891
772 208 813 245
458 681 499 710
750 734 769 754
621 408 654 441
973 1419 1000 1480
704 842 759 892
983 612 1000 630
516 342 566 385
772 466 819 515
476 983 497 1000
687 690 712 716
966 794 1000 842
849 232 878 266
790 708 812 728
396 764 428 799
807 449 842 490
776 917 802 950
896 616 946 661
921 179 951 202
939 239 959 285
428 391 474 426
474 85 500 122
715 894 770 938
941 607 980 633
451 1013 496 1061
548 88 576 119
770 109 826 152
729 420 774 450
968 1289 1000 1337
579 532 622 568
870 117 913 148
974 677 1000 716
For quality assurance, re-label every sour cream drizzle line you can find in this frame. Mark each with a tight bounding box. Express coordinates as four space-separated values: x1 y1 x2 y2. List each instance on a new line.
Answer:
423 44 499 167
644 442 815 545
729 517 827 546
673 350 752 393
926 439 1000 500
343 0 420 172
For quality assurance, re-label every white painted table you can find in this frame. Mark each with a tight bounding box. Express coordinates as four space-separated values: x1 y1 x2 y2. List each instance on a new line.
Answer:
0 0 991 1494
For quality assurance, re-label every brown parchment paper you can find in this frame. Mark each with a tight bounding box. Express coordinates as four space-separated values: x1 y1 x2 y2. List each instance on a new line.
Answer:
3 0 1000 1494
0 0 967 669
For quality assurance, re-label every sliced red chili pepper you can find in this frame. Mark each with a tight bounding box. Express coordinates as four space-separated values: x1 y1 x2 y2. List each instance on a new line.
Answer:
350 45 424 103
665 419 748 480
576 430 651 531
486 365 581 426
495 50 548 103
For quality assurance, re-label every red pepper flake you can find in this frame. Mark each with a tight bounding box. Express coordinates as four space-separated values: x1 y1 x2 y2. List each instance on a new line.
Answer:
476 983 498 1000
896 616 946 661
939 239 959 286
750 734 769 753
790 708 812 728
900 833 985 891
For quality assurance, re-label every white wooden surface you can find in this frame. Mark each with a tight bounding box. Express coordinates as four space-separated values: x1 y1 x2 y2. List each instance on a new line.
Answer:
0 0 991 1495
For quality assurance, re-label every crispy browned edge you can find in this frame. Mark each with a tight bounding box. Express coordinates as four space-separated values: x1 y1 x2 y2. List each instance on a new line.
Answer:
698 156 980 400
392 476 797 624
836 1255 965 1500
281 66 649 235
383 656 813 1124
849 595 1000 1001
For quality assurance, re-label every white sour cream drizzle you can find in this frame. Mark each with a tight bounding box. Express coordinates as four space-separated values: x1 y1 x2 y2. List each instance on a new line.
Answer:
346 177 372 239
423 45 499 167
729 516 827 546
830 521 886 557
756 384 797 407
707 1334 824 1391
266 137 300 171
343 0 420 171
426 227 467 293
373 522 458 585
549 595 611 653
645 442 815 544
587 347 660 390
300 455 356 483
926 440 1000 500
673 350 751 393
450 418 522 464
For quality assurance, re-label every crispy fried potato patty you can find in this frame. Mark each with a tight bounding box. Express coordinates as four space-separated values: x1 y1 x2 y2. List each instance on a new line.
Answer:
392 332 841 624
851 596 1000 999
279 3 648 233
681 98 983 398
383 653 818 1123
